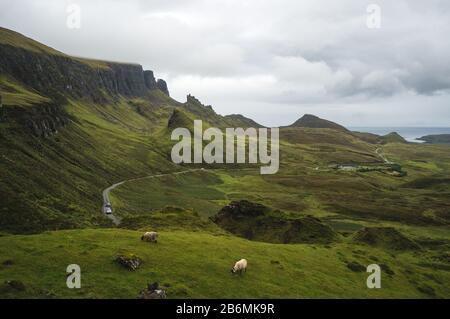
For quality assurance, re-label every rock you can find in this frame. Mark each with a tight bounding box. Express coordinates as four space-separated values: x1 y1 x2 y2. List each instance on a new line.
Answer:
2 259 14 266
4 280 26 291
5 102 70 137
186 94 202 105
352 227 421 251
115 254 142 271
213 200 338 244
139 282 167 299
346 261 366 272
156 79 170 96
143 70 158 90
148 282 159 291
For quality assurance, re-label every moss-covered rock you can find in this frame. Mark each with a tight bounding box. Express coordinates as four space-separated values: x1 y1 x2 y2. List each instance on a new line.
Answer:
212 200 338 244
114 253 142 271
352 227 421 251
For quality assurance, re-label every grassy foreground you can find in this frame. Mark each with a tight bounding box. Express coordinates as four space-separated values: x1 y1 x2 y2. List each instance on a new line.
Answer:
1 228 448 299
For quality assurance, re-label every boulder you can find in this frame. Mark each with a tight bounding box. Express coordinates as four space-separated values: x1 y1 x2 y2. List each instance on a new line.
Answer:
115 254 142 271
139 282 167 299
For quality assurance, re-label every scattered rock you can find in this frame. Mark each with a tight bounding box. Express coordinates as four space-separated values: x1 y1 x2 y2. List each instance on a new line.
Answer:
4 280 26 291
39 289 57 298
115 254 142 271
417 284 436 297
2 259 14 266
346 261 366 272
431 252 450 264
380 263 395 276
139 282 167 299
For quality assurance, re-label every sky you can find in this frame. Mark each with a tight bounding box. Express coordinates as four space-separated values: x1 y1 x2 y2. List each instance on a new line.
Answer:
1 0 450 127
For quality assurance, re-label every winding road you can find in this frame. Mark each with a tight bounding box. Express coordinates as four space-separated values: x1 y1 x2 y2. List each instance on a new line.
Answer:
101 168 206 225
375 147 393 164
102 148 392 225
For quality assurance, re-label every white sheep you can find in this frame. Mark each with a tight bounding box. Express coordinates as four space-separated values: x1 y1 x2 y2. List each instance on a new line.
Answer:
231 259 247 274
141 231 158 243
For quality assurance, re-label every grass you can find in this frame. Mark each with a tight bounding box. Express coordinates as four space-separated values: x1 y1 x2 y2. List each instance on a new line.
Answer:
1 228 448 299
1 28 449 298
0 76 50 107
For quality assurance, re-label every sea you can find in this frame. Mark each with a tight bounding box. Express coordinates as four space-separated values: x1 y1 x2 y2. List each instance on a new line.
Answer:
349 127 450 143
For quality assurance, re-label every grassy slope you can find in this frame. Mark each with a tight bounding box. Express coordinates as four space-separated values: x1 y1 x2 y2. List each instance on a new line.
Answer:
1 228 448 299
0 87 181 232
0 76 51 107
1 28 449 298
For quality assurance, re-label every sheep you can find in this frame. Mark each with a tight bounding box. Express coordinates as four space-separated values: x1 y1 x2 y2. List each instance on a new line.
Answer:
231 259 247 274
141 231 158 243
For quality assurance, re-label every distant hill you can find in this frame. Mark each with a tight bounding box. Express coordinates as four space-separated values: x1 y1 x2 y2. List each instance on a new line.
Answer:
287 114 349 132
417 134 450 144
350 131 408 145
381 132 407 144
182 94 263 129
223 114 264 128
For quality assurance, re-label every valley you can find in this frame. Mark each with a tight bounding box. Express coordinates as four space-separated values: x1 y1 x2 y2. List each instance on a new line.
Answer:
0 27 449 299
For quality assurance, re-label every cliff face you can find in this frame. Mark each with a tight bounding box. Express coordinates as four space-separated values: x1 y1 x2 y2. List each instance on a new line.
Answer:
156 79 170 96
6 102 70 137
0 28 171 137
0 44 169 102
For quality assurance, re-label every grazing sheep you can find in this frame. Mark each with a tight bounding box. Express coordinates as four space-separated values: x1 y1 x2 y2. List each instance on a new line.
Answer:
141 231 158 243
231 259 247 274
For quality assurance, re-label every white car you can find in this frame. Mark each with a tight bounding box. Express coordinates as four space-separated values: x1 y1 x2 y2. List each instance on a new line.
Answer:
104 206 113 214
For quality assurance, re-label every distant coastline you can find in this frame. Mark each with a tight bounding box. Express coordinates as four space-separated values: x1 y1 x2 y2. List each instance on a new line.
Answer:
416 134 450 144
349 127 450 143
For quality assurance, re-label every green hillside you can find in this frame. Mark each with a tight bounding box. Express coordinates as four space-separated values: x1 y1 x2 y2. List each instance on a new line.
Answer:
1 228 449 299
0 27 449 299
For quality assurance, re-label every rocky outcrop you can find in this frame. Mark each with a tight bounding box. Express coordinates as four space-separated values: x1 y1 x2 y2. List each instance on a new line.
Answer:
143 70 158 90
157 79 170 96
212 200 338 244
6 102 70 137
352 227 421 250
186 94 202 105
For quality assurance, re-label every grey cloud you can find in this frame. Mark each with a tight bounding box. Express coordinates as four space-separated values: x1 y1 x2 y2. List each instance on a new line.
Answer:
0 0 449 126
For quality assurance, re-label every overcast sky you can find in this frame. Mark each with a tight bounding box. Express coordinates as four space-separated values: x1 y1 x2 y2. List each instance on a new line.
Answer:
1 0 450 127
